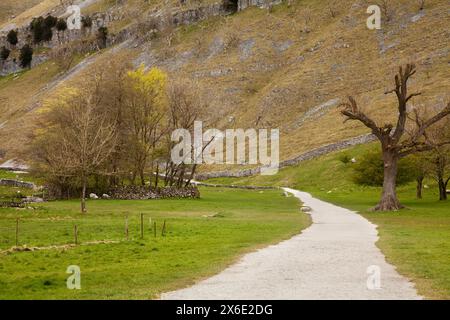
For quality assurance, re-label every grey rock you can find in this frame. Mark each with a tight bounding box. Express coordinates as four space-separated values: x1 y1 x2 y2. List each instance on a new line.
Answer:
0 179 35 189
23 196 44 203
273 40 293 53
239 38 255 61
411 12 425 23
301 206 312 212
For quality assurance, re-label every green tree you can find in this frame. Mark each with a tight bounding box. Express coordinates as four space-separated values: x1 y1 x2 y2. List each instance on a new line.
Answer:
19 44 33 68
353 150 417 187
56 18 67 32
0 47 10 61
6 29 18 46
44 15 58 28
82 16 93 29
97 27 108 49
125 65 168 185
30 17 45 43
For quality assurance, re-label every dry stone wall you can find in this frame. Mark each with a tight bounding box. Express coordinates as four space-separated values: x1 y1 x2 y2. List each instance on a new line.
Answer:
108 186 200 200
195 133 377 180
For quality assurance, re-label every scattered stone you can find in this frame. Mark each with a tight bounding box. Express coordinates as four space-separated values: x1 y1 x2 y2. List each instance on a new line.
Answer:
411 12 425 23
0 159 30 171
295 98 340 128
239 38 255 61
273 40 293 53
102 194 111 199
89 193 99 199
301 206 312 213
208 37 224 58
23 196 44 203
351 158 357 163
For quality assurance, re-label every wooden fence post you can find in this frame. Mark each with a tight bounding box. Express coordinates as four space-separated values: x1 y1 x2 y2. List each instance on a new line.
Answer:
154 221 156 238
125 215 129 241
140 213 144 239
74 225 78 245
161 220 166 237
15 218 19 247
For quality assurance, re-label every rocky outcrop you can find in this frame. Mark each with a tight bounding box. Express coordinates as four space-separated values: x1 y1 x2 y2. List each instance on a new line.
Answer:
0 159 29 171
238 0 282 11
108 186 200 200
195 133 377 180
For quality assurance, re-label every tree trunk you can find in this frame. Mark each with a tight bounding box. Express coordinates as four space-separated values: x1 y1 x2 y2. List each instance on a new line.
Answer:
438 178 447 201
416 176 424 199
185 164 197 187
374 151 403 211
81 176 87 214
139 169 145 186
155 163 159 188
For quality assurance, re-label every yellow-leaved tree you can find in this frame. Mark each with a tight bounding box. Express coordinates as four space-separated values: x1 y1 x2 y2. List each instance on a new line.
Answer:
125 64 169 185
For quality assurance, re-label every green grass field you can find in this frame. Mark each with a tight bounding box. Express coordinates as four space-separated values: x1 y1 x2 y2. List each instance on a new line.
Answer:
0 187 310 299
205 143 450 299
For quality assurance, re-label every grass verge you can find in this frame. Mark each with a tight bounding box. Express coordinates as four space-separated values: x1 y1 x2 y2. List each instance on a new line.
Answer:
0 187 310 299
205 143 450 299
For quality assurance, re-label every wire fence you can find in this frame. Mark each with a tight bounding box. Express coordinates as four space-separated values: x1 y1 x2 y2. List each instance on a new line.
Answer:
0 213 168 252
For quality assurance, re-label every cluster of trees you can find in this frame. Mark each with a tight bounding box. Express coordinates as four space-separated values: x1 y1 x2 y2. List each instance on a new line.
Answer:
1 28 35 68
29 59 204 213
353 144 450 201
0 30 33 68
1 14 107 72
341 64 450 210
30 16 59 43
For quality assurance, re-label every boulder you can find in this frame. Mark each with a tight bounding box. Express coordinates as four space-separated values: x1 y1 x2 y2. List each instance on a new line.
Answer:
102 194 111 199
89 193 99 199
23 196 44 203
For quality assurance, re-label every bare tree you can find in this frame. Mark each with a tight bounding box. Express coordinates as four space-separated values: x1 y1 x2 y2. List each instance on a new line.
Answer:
427 115 450 200
32 78 118 213
411 154 429 199
163 79 205 187
430 147 450 200
340 64 450 210
379 0 390 21
418 0 426 11
328 1 338 18
50 46 76 72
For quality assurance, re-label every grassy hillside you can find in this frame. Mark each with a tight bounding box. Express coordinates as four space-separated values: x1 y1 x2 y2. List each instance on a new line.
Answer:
204 143 450 299
1 0 449 164
0 187 310 299
138 0 449 163
0 0 44 26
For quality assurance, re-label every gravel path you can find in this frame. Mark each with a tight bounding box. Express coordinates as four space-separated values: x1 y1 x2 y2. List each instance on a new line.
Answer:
162 188 421 300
